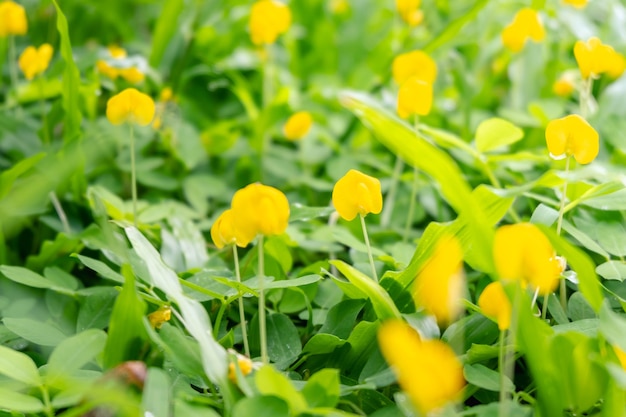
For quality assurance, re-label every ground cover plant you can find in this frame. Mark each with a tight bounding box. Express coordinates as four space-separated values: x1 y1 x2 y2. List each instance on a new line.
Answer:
2 0 626 416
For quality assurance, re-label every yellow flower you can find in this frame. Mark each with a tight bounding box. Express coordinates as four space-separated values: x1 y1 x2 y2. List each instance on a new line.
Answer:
148 306 171 329
283 111 313 141
119 67 145 84
613 345 626 370
563 0 588 7
552 74 575 97
378 320 465 414
330 0 349 14
249 0 291 46
478 281 511 331
18 43 53 80
96 60 119 79
392 50 437 86
211 209 252 249
332 169 382 221
106 88 156 126
413 235 465 326
545 114 599 164
231 183 290 242
501 8 545 52
0 1 27 37
395 0 423 26
397 76 433 118
574 37 625 79
493 223 561 296
160 87 174 102
228 353 254 383
108 45 127 59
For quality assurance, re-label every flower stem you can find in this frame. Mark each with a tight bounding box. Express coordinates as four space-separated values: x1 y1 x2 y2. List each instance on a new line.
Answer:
8 35 18 98
381 156 404 228
38 76 50 146
129 124 138 227
541 294 549 321
49 191 71 235
258 235 268 364
360 213 378 282
556 156 571 309
233 244 250 357
498 329 507 410
404 115 421 242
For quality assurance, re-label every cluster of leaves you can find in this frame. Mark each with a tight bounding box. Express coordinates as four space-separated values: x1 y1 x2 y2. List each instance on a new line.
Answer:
2 0 626 417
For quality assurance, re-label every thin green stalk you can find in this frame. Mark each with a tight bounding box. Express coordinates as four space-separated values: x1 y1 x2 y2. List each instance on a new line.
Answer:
556 156 571 309
541 294 549 321
233 245 250 357
8 35 18 97
500 285 521 415
129 124 138 227
498 329 507 412
213 297 233 339
258 235 268 364
359 213 378 282
580 78 593 119
381 156 404 228
404 165 419 242
49 191 71 235
40 384 54 417
38 76 50 146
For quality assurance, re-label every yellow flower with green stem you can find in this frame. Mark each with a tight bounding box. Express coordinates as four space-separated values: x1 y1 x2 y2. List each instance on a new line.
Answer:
283 111 313 141
395 0 423 26
0 0 27 92
501 8 545 52
230 183 290 364
249 0 291 46
18 44 53 80
378 319 465 415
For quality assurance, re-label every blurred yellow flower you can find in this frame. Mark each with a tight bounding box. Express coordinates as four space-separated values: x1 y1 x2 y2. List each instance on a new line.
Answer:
501 8 545 52
494 223 561 296
96 60 119 79
106 88 156 126
397 76 433 118
574 37 625 79
148 306 171 329
563 0 588 7
0 0 27 37
211 209 252 249
332 169 382 221
231 183 290 242
378 319 465 414
228 353 254 383
119 67 145 84
283 111 313 141
18 43 53 80
392 50 437 86
413 235 465 326
160 87 174 102
108 45 127 59
478 281 511 331
552 74 575 97
396 0 423 26
330 0 349 14
545 114 599 164
613 345 626 370
249 0 291 46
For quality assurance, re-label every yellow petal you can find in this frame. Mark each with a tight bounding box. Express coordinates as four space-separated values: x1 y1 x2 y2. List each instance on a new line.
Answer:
552 75 575 97
106 88 156 126
501 23 525 53
515 8 544 42
231 183 290 239
211 209 251 249
0 1 28 37
119 67 145 84
249 0 291 45
563 0 588 7
392 50 437 85
378 320 465 414
545 114 599 164
397 77 433 118
283 111 313 140
478 281 511 331
332 169 382 221
413 235 465 325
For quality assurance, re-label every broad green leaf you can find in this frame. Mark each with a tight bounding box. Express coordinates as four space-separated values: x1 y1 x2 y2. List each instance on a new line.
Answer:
265 274 322 290
142 368 171 417
319 299 365 339
564 181 624 213
567 292 596 321
76 287 117 331
289 205 335 222
73 255 124 284
231 395 290 417
47 329 107 385
153 323 203 378
0 344 41 386
340 91 494 273
0 388 45 413
301 334 346 356
475 118 524 153
265 314 302 367
464 364 514 393
599 302 626 352
330 260 401 320
580 188 626 211
423 0 490 53
302 369 340 408
255 365 308 414
0 265 75 295
0 153 45 199
149 0 184 67
3 318 67 346
597 261 626 281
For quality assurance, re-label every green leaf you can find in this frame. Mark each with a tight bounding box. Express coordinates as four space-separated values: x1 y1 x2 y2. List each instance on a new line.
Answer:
255 365 308 414
0 153 45 199
301 334 347 356
142 368 171 417
0 388 45 413
597 261 626 281
463 364 514 393
302 369 340 408
261 314 302 367
231 396 290 417
149 0 184 67
76 287 117 331
73 254 124 284
330 260 401 320
599 302 626 352
289 205 335 222
265 274 322 290
47 329 107 385
0 265 75 295
0 344 42 386
475 118 524 153
3 318 67 346
423 0 490 53
319 299 365 339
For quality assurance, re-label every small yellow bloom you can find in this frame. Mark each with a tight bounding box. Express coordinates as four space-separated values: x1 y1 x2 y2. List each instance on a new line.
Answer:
148 306 172 329
330 0 349 14
493 223 561 296
211 209 252 249
0 1 27 37
397 76 433 119
392 50 437 86
108 45 127 59
378 320 465 414
249 0 291 46
18 43 53 80
283 111 313 141
395 0 423 26
552 74 575 97
413 235 465 326
119 67 145 84
228 354 254 383
106 88 156 126
563 0 588 7
574 37 625 79
545 114 599 164
159 87 174 102
501 8 545 53
332 169 382 221
478 281 511 331
231 183 290 242
96 60 119 79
